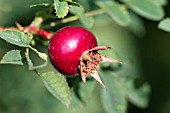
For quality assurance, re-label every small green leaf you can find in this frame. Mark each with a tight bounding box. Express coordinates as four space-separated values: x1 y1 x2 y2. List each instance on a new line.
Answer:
79 80 97 102
96 1 130 26
124 77 151 108
99 70 127 113
124 0 164 20
54 0 69 18
41 72 72 107
0 50 23 65
69 6 84 15
158 18 170 33
25 48 47 70
0 30 32 47
79 14 94 28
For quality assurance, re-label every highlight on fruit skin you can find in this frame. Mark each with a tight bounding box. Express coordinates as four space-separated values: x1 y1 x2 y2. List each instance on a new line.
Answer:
48 26 122 89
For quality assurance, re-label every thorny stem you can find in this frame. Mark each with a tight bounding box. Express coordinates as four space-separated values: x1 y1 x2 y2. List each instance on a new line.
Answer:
16 22 53 40
0 9 105 40
0 23 54 40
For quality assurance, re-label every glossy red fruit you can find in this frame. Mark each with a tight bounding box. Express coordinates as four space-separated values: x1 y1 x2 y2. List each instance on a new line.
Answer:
48 26 97 75
48 26 121 89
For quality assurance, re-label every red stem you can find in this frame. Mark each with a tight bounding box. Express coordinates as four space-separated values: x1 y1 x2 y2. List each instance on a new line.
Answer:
28 26 53 40
0 23 54 41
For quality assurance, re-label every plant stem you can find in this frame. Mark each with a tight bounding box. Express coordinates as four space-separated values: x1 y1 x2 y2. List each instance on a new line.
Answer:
46 9 105 28
16 22 53 40
86 9 105 17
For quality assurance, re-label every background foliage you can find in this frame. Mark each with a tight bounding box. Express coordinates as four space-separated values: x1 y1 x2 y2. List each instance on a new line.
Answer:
0 0 170 113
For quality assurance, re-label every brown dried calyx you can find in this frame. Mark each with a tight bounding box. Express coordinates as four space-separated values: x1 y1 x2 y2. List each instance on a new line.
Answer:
79 46 122 89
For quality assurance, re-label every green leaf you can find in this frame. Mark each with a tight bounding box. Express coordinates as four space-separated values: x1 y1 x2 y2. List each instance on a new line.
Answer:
79 14 94 28
54 0 69 18
153 0 168 6
96 1 130 26
124 77 151 108
158 18 170 33
69 6 84 15
124 0 164 20
79 80 97 102
41 72 72 107
25 48 47 70
0 30 32 47
0 50 23 65
99 70 127 113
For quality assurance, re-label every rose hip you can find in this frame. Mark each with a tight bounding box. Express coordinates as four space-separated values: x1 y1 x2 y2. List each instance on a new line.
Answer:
48 26 121 88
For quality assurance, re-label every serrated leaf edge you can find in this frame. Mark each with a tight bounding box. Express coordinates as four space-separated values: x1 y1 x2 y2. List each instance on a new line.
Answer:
41 72 72 107
54 0 69 18
0 30 32 47
0 50 23 65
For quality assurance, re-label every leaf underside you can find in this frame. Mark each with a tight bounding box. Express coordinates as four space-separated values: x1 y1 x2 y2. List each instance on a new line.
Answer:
96 1 130 26
41 72 72 107
125 0 164 20
0 30 31 47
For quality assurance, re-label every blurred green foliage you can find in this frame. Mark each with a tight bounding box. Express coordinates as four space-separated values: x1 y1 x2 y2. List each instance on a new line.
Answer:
0 0 170 113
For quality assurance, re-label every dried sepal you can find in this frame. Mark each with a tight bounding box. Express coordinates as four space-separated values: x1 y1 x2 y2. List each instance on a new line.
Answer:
79 46 122 89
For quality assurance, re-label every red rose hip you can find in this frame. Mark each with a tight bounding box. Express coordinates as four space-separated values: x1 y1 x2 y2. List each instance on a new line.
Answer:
48 26 121 88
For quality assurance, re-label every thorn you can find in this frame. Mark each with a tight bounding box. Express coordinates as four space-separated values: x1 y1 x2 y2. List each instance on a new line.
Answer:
91 71 106 89
15 22 24 31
